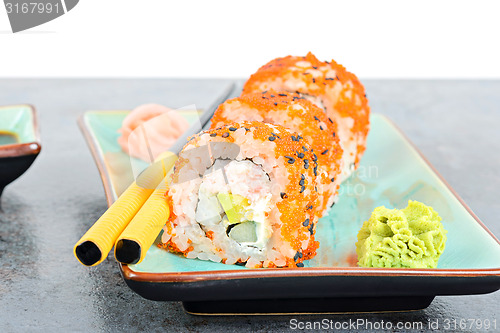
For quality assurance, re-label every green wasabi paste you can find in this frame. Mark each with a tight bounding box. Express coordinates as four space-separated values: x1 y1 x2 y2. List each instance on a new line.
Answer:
356 200 447 268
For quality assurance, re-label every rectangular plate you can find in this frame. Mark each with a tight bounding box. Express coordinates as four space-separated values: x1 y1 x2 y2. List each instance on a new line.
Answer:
79 111 500 314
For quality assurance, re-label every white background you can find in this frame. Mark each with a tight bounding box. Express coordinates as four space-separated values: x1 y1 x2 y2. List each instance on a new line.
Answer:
0 0 499 78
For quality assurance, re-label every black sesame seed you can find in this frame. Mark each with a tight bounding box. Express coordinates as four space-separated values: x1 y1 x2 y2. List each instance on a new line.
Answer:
270 94 275 98
296 263 304 267
294 252 301 261
222 132 229 138
332 132 336 137
302 218 310 227
274 102 278 106
300 185 305 193
330 202 336 208
245 127 250 131
304 159 309 164
297 152 304 159
302 146 308 152
262 96 268 99
331 177 335 183
314 116 320 121
262 90 268 94
280 192 288 199
235 261 246 266
278 93 287 97
328 118 333 123
304 164 309 169
229 127 237 131
312 78 316 83
309 224 314 235
307 205 313 210
336 75 339 80
321 149 329 155
285 156 295 164
312 66 318 69
297 135 303 140
268 136 276 141
325 77 334 81
315 186 318 192
210 133 217 137
319 125 324 130
312 154 317 162
302 72 309 75
299 179 305 186
291 136 298 142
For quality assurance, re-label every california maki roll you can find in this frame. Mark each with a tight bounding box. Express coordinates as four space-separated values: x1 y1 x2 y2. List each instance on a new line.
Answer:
211 90 343 215
243 52 370 180
160 121 320 268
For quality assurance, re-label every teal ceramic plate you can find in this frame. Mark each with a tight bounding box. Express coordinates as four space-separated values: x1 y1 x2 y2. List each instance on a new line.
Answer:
0 105 41 197
79 111 500 314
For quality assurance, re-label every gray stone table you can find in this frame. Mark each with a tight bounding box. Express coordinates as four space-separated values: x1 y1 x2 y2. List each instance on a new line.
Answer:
0 79 499 332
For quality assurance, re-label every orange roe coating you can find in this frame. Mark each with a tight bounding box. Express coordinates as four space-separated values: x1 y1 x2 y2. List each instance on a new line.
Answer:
161 121 321 267
302 239 319 260
211 89 343 215
242 52 370 167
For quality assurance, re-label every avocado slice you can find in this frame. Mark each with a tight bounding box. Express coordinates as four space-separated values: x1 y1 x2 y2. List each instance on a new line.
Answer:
228 221 257 243
217 193 249 225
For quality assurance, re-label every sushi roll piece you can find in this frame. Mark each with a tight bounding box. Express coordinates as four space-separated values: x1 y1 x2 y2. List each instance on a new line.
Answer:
211 90 343 215
242 52 370 180
160 121 320 268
